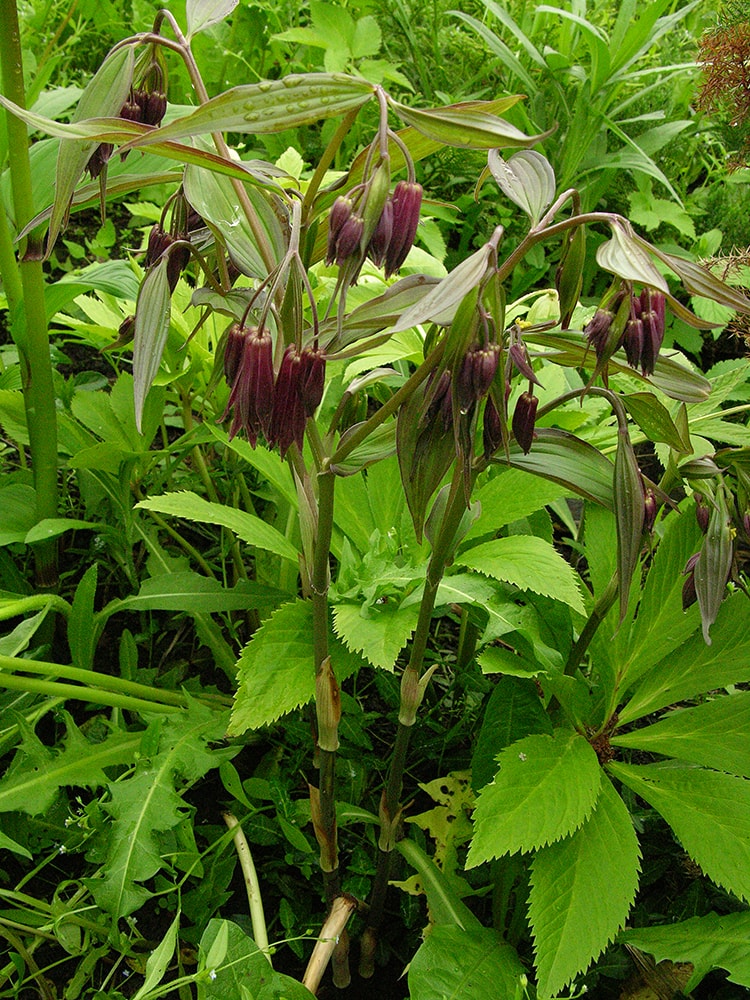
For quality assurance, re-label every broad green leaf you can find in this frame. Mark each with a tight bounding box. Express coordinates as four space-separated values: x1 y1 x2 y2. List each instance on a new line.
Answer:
207 425 297 509
391 243 492 331
466 468 570 540
0 716 139 814
25 517 102 545
612 692 750 778
619 591 750 724
0 484 37 545
186 0 239 38
397 838 483 932
408 925 527 1000
609 760 750 902
390 98 551 150
466 729 601 866
330 418 397 475
471 676 552 791
136 491 299 563
620 911 750 991
458 535 585 614
123 75 374 149
596 220 668 292
228 600 365 735
332 600 417 670
104 572 285 618
325 274 441 348
622 391 690 452
495 429 614 508
529 778 640 998
133 256 172 433
488 148 556 225
423 573 526 644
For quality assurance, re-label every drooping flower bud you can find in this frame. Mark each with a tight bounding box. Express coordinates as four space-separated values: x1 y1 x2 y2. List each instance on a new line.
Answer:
223 322 246 385
694 493 710 534
424 370 453 431
682 552 700 610
457 343 500 413
326 196 356 265
483 396 503 459
638 288 666 375
367 198 393 268
146 224 190 292
143 90 167 127
384 181 423 278
643 488 657 534
299 346 326 416
623 317 644 370
224 326 275 446
512 391 538 454
584 308 615 361
268 345 307 456
119 96 143 123
86 142 114 179
508 341 541 385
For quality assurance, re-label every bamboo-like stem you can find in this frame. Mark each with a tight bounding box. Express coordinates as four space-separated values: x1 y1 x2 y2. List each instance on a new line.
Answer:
222 812 271 963
0 0 59 586
0 673 185 713
302 895 357 996
361 463 471 975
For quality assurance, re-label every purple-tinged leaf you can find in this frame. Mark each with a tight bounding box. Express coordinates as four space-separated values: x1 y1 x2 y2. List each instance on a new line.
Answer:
596 220 668 292
133 257 172 433
694 489 733 644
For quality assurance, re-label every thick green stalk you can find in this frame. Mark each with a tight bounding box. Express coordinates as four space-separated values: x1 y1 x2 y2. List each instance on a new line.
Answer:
0 0 59 585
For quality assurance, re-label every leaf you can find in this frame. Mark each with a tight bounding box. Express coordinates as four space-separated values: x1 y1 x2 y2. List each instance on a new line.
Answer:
620 911 750 992
123 74 374 150
186 0 239 38
396 838 483 932
496 429 615 508
0 484 37 545
105 572 285 617
408 925 527 1000
88 703 232 918
68 564 98 671
488 149 556 225
133 256 172 433
332 600 417 670
391 98 552 150
529 778 640 998
466 729 601 866
622 392 691 453
596 220 669 292
136 491 299 563
612 692 750 778
619 591 750 724
608 760 750 902
458 535 585 614
694 488 733 644
422 573 526 645
24 517 103 544
471 676 552 791
227 600 365 735
0 715 139 815
391 243 492 331
131 912 180 1000
466 468 570 540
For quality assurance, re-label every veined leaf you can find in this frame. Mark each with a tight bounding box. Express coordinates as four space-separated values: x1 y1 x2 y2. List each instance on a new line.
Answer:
466 468 570 540
609 760 750 902
227 600 365 735
622 391 691 452
391 243 492 331
390 98 552 150
596 219 668 292
620 911 750 992
488 148 556 225
619 591 750 724
136 491 299 563
612 692 750 778
133 256 172 433
466 728 601 866
186 0 239 38
332 600 418 670
397 838 483 932
458 535 585 614
529 777 640 998
102 572 285 618
408 925 527 1000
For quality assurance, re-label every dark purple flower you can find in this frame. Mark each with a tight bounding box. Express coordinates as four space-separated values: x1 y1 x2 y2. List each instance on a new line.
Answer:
682 552 700 610
269 345 307 456
638 288 666 375
584 308 615 361
483 396 503 459
224 326 274 446
384 181 423 278
86 143 114 179
512 391 538 454
367 199 394 268
457 343 500 412
623 317 644 369
299 346 326 416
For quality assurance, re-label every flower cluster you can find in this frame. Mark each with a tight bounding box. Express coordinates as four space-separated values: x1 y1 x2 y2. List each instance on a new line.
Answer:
222 323 326 457
585 287 666 376
87 83 167 179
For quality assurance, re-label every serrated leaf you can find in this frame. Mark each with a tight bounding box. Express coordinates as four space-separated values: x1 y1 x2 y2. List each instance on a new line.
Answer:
466 729 601 866
458 535 585 614
609 760 750 902
332 600 417 670
488 148 556 224
466 468 570 541
421 573 526 644
620 591 750 724
391 98 552 150
227 600 365 735
620 911 750 991
529 777 640 998
136 491 299 562
612 692 750 777
408 924 527 1000
186 0 239 38
0 715 139 814
123 74 374 149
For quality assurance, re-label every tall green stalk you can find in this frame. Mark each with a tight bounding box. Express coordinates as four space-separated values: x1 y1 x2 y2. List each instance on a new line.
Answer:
0 0 59 586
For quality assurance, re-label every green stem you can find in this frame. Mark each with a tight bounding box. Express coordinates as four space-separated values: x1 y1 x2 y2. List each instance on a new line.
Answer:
223 813 271 963
0 673 183 713
0 0 59 586
301 107 360 224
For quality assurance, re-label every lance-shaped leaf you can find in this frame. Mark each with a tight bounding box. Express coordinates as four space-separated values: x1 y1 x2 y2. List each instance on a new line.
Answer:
48 42 136 252
133 256 172 432
120 74 374 151
622 392 691 453
488 149 556 225
323 274 440 350
596 219 668 292
694 487 733 644
613 424 645 623
186 0 239 38
391 243 493 331
389 98 553 149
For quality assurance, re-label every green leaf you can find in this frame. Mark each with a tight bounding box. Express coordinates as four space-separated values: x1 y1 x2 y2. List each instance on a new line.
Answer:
488 148 556 225
69 564 98 671
131 911 180 1000
458 535 585 614
529 778 640 998
332 600 417 670
391 243 492 331
207 425 297 509
106 572 285 617
620 591 750 724
136 491 299 563
424 573 526 645
408 925 527 1000
0 484 37 545
466 468 570 540
0 830 31 858
608 760 750 902
228 600 365 735
396 838 482 932
24 517 103 544
694 487 733 644
471 676 552 791
124 75 374 149
466 729 601 866
622 392 690 453
612 692 750 778
620 911 750 992
391 98 552 150
186 0 239 39
133 256 172 433
0 715 139 815
596 220 669 292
